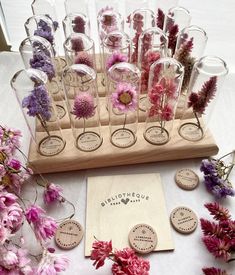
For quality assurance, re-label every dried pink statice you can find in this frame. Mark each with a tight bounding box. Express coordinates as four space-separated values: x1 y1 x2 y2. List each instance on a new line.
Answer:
106 51 128 70
72 93 96 119
188 76 217 114
202 267 229 275
74 51 94 68
90 240 112 269
111 82 138 112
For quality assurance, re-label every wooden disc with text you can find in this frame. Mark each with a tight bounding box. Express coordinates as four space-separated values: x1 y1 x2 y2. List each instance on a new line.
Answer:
55 220 84 250
128 224 157 254
175 169 199 190
170 207 198 234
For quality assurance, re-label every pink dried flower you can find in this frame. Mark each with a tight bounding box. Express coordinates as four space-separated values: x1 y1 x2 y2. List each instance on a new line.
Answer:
161 104 174 121
25 204 57 241
90 240 112 269
7 159 21 171
0 247 18 270
159 77 177 99
112 248 150 275
111 82 138 112
200 218 223 238
25 204 44 223
71 37 84 52
188 77 217 114
72 16 85 33
37 250 69 274
106 51 128 70
202 236 231 261
148 83 164 105
0 126 22 154
0 164 6 177
202 267 229 275
72 93 96 119
0 190 17 210
0 224 12 244
43 183 63 204
2 202 23 233
74 51 94 68
156 8 165 30
100 12 117 32
205 202 231 222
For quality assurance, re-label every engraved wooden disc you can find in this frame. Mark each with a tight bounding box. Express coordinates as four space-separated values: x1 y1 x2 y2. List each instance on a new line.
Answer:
128 224 157 254
111 129 136 148
55 220 84 250
76 132 102 152
39 136 65 156
179 123 203 141
144 126 169 145
170 207 198 234
175 169 199 190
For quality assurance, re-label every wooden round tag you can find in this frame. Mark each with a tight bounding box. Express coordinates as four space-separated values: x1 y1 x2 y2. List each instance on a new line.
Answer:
55 220 83 250
128 224 157 254
175 169 199 190
170 207 198 234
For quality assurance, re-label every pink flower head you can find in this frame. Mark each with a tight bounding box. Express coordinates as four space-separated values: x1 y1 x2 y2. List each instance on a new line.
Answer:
91 240 112 269
111 83 138 112
37 250 69 274
161 104 174 121
106 52 128 70
25 205 45 223
43 183 63 204
72 93 96 119
202 236 231 261
202 267 228 275
0 126 22 154
112 248 150 275
74 51 94 68
148 83 164 105
0 224 12 245
2 202 24 233
71 37 84 52
0 190 17 210
7 159 21 171
159 77 177 99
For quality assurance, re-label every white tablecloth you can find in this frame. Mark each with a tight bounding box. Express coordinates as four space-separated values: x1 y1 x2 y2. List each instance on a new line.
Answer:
1 0 235 274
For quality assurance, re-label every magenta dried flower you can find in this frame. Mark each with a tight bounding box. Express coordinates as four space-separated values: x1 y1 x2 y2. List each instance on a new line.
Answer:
72 93 96 119
74 51 94 68
71 37 84 52
106 51 128 70
72 16 86 33
111 82 138 113
156 8 165 30
202 267 229 275
43 183 63 204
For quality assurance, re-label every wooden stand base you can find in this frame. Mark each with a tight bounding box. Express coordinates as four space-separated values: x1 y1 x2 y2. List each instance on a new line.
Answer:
28 119 218 174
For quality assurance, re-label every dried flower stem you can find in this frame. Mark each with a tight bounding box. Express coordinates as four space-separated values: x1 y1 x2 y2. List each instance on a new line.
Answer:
194 112 202 130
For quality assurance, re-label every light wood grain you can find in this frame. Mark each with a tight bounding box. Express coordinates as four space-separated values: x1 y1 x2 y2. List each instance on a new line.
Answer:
85 173 174 256
28 118 218 174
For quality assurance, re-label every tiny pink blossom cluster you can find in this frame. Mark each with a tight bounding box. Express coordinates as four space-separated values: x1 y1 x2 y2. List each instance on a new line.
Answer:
148 77 178 121
91 240 150 275
43 183 63 204
200 202 235 263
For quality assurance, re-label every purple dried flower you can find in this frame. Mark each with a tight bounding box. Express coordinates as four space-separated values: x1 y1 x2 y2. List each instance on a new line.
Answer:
106 52 128 70
30 52 55 81
72 16 85 33
22 85 52 121
72 93 95 119
34 19 54 44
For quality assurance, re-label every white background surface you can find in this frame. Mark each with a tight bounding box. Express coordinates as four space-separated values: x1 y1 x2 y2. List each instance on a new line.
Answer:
0 0 235 274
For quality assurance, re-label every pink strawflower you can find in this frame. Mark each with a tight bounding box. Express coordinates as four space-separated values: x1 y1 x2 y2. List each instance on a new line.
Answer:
202 267 228 275
25 205 57 242
106 52 128 70
112 248 150 275
111 83 138 112
72 93 96 119
2 202 23 233
91 240 112 269
7 159 21 171
37 249 69 274
43 183 63 204
0 224 12 244
25 204 44 223
202 236 231 261
0 190 17 210
74 51 94 68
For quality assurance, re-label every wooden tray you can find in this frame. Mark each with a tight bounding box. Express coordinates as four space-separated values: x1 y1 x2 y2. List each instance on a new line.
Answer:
28 118 218 174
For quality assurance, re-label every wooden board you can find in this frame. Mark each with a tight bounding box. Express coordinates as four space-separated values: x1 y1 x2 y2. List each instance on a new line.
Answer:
28 118 218 174
85 173 174 256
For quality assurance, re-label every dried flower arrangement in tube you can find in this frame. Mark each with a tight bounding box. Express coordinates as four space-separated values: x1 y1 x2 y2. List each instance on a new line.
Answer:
22 85 52 137
0 125 74 273
174 35 195 92
188 76 217 132
200 151 234 199
131 13 144 63
200 202 235 275
72 15 86 33
90 239 150 274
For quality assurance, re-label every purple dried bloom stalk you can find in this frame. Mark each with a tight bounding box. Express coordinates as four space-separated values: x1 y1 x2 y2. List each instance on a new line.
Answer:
156 8 165 30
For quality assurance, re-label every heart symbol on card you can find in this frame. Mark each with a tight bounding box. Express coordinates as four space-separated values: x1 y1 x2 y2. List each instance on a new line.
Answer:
121 198 130 205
